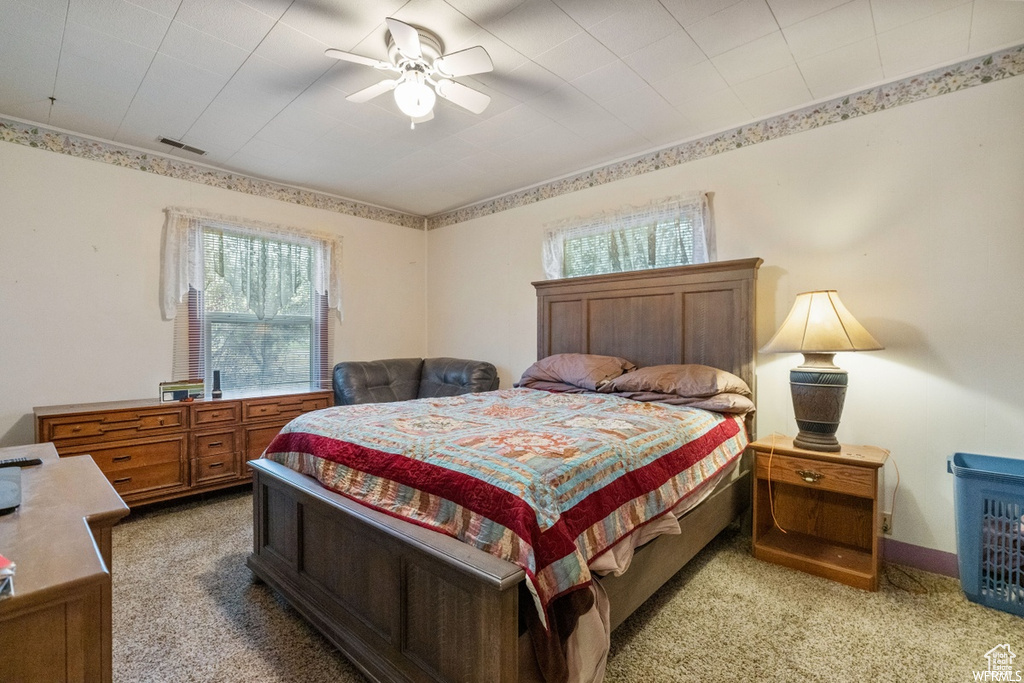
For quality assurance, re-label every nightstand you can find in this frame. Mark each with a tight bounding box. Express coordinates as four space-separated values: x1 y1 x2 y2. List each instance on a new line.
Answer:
750 435 888 591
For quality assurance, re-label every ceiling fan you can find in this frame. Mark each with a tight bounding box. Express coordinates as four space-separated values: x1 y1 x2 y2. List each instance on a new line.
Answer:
325 18 494 128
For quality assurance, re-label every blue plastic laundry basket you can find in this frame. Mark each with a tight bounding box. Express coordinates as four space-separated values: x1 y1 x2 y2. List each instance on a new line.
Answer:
948 452 1024 616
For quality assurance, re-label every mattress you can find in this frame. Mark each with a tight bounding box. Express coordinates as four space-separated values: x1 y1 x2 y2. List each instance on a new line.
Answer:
263 387 748 627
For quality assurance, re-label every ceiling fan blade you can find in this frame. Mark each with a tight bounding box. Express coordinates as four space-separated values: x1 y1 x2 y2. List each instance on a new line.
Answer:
386 18 422 59
411 110 434 124
324 49 392 70
346 79 398 103
435 46 493 78
435 79 491 115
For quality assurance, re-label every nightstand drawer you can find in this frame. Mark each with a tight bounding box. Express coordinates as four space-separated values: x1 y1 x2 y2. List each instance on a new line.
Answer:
756 453 876 498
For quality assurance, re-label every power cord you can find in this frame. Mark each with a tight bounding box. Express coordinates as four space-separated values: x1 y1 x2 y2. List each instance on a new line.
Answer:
884 563 929 595
767 433 787 534
880 454 926 594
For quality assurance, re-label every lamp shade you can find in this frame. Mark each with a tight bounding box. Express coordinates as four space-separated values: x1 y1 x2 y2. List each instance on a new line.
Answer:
763 290 882 452
761 290 883 354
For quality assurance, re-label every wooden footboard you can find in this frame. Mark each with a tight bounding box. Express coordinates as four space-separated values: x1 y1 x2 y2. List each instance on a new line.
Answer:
248 458 524 682
248 458 750 683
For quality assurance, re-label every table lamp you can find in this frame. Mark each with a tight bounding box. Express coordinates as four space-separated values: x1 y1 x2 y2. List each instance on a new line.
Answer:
761 290 883 452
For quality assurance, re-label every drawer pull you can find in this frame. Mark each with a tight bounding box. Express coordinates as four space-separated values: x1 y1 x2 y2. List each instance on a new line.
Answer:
114 477 132 484
796 469 824 483
72 426 82 432
208 441 223 447
112 455 132 463
208 462 225 469
159 418 165 425
211 413 220 418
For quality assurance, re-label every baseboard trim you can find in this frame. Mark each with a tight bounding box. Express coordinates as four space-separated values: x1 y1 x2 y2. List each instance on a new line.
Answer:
883 539 959 578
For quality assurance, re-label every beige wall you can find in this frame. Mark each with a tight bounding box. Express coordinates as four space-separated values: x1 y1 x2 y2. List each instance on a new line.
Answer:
0 142 427 446
426 75 1024 554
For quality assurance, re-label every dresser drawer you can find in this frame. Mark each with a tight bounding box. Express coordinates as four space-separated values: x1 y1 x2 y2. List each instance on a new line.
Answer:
194 429 238 457
192 402 240 427
243 395 330 423
193 452 240 484
55 435 186 473
43 406 186 443
108 461 185 497
244 423 286 461
756 452 876 498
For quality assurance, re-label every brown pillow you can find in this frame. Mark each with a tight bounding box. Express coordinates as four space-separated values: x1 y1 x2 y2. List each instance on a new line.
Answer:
610 391 755 415
603 364 752 398
515 353 637 391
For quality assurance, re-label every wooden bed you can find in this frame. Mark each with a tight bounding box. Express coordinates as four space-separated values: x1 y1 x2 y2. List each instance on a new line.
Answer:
247 257 762 683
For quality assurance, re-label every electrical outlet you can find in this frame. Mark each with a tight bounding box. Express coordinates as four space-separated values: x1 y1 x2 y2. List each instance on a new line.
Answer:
882 512 893 536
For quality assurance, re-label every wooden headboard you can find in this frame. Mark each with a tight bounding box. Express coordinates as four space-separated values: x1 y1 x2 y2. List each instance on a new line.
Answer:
532 256 763 407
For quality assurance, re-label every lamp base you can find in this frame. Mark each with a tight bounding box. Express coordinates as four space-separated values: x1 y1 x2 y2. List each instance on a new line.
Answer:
790 363 847 453
793 431 841 452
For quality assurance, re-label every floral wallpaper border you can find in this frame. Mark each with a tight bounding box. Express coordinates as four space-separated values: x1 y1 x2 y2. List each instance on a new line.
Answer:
0 117 425 230
426 43 1024 230
1 44 1020 232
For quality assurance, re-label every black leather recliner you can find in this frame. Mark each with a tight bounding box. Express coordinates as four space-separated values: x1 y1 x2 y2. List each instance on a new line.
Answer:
332 357 500 406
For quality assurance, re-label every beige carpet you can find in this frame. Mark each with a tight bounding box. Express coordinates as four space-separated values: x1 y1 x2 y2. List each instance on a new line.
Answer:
112 489 1024 682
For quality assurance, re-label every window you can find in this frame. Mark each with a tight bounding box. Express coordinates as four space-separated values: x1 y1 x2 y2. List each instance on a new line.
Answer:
162 209 341 392
542 193 714 279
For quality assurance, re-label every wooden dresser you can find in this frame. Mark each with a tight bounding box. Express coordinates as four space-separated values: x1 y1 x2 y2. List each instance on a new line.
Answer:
0 443 129 683
34 387 332 506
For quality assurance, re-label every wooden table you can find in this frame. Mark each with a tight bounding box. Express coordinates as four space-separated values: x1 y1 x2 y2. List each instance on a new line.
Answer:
0 443 129 682
750 435 888 591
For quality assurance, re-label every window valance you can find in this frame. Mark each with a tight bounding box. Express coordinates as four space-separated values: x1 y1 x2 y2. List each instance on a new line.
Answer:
160 207 343 322
542 192 714 279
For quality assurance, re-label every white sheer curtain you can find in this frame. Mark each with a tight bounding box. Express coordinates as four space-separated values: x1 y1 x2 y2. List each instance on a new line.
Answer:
542 192 714 280
160 207 343 322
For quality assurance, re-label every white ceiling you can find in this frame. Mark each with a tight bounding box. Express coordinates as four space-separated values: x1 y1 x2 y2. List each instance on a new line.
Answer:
2 0 1023 217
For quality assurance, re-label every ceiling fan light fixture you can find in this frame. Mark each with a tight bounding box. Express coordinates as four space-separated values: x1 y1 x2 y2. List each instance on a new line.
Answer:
393 74 436 118
327 17 493 125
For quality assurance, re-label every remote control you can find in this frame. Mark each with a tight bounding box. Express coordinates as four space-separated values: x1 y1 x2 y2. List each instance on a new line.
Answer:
0 457 43 469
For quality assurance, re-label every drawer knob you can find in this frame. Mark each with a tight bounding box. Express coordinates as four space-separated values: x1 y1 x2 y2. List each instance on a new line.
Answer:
72 426 82 432
159 418 165 425
796 469 824 483
212 413 220 418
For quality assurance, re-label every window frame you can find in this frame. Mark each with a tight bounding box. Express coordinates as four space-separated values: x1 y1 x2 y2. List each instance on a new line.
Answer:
165 208 338 393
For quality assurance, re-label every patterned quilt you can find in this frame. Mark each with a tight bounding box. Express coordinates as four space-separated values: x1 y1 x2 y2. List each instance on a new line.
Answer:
263 387 747 626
